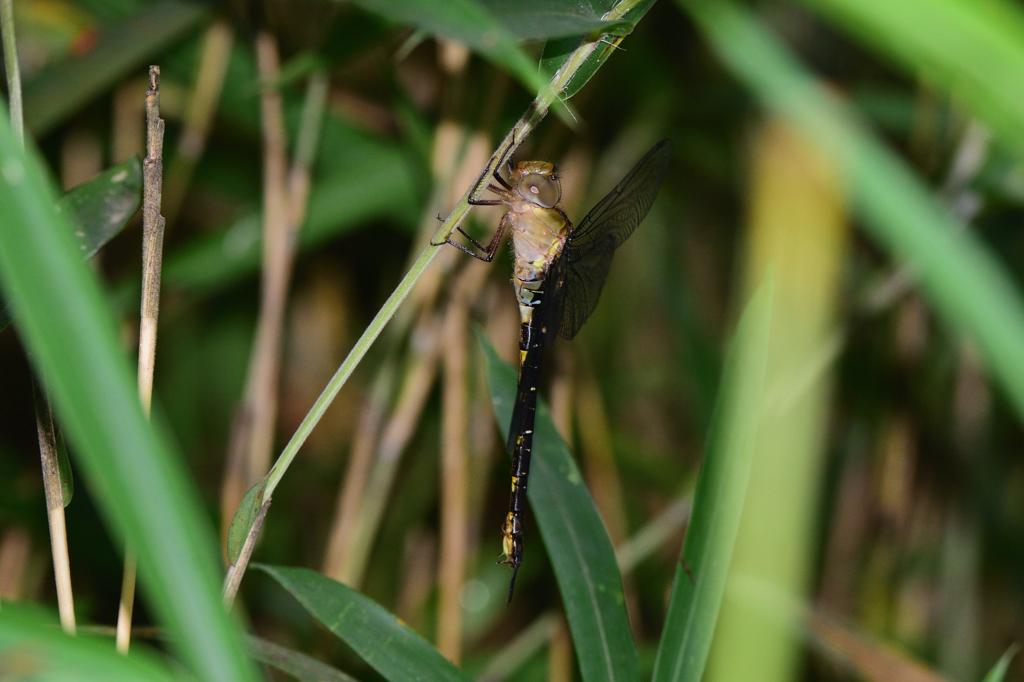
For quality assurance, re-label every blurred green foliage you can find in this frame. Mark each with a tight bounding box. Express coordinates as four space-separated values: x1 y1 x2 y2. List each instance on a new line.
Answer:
2 0 1024 680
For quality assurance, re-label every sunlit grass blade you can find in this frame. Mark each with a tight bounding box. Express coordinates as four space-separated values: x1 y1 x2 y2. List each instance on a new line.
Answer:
679 0 1024 430
982 645 1019 682
651 276 774 682
254 564 473 682
796 0 1024 158
480 332 640 682
0 102 255 680
0 606 181 681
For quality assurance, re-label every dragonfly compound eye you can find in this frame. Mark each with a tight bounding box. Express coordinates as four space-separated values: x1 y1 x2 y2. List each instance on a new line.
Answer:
518 173 561 208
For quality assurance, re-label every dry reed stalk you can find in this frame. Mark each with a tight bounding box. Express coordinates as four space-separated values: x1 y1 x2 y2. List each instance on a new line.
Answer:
341 314 443 588
220 32 293 544
163 20 233 227
34 392 75 634
0 527 30 600
547 616 573 682
321 366 395 581
118 64 166 656
322 41 473 584
436 259 489 662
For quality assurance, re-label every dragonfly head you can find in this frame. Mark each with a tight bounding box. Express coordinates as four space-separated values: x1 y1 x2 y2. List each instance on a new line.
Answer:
513 160 561 209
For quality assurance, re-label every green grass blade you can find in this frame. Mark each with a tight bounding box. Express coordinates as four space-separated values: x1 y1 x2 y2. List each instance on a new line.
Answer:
540 0 658 99
480 0 632 40
254 564 472 682
1 156 143 331
346 0 545 97
796 0 1024 158
0 100 256 681
58 156 142 260
22 0 209 137
247 635 360 682
982 645 1019 682
480 332 640 682
0 605 182 681
227 476 268 565
679 0 1024 432
651 276 774 682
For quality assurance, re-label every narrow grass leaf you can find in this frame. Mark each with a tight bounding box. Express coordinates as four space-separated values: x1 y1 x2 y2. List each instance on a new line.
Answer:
982 645 1019 682
247 635 359 682
227 475 267 565
0 156 142 332
345 0 545 97
651 276 774 682
680 0 1024 434
55 429 74 507
539 0 657 100
480 332 640 682
254 564 472 682
480 0 632 40
796 0 1024 159
0 103 255 681
22 0 209 136
0 605 181 681
57 156 142 260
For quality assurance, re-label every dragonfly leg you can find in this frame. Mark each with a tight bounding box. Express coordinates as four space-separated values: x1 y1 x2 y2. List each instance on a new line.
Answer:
430 212 508 262
456 225 490 251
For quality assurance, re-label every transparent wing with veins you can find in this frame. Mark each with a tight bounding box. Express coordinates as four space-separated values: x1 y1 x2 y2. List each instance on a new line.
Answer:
544 139 673 342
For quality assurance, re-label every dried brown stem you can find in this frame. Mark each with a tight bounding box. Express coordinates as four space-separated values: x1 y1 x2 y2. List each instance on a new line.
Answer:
435 267 475 663
219 55 331 603
221 32 293 544
118 64 166 656
341 314 443 588
322 364 395 581
34 389 75 634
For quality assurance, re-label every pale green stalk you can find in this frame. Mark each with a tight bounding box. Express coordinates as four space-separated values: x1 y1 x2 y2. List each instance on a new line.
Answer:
0 0 22 146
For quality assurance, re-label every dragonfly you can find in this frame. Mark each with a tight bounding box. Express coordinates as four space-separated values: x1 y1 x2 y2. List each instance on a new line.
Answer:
434 139 673 604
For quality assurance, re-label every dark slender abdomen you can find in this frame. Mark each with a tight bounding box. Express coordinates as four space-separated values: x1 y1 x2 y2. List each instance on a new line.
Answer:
500 293 547 604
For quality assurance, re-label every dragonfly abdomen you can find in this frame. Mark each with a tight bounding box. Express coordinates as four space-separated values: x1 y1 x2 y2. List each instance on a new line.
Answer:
500 291 547 604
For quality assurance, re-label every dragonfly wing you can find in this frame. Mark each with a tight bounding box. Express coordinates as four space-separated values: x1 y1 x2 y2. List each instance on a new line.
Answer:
557 139 673 340
540 249 569 346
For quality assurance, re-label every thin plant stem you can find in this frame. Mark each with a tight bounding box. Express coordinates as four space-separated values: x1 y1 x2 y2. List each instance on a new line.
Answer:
321 360 396 581
436 262 488 663
162 20 233 228
221 0 642 600
344 314 443 587
1 0 23 146
6 0 74 631
118 65 166 656
34 389 75 634
221 31 293 544
321 71 470 582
